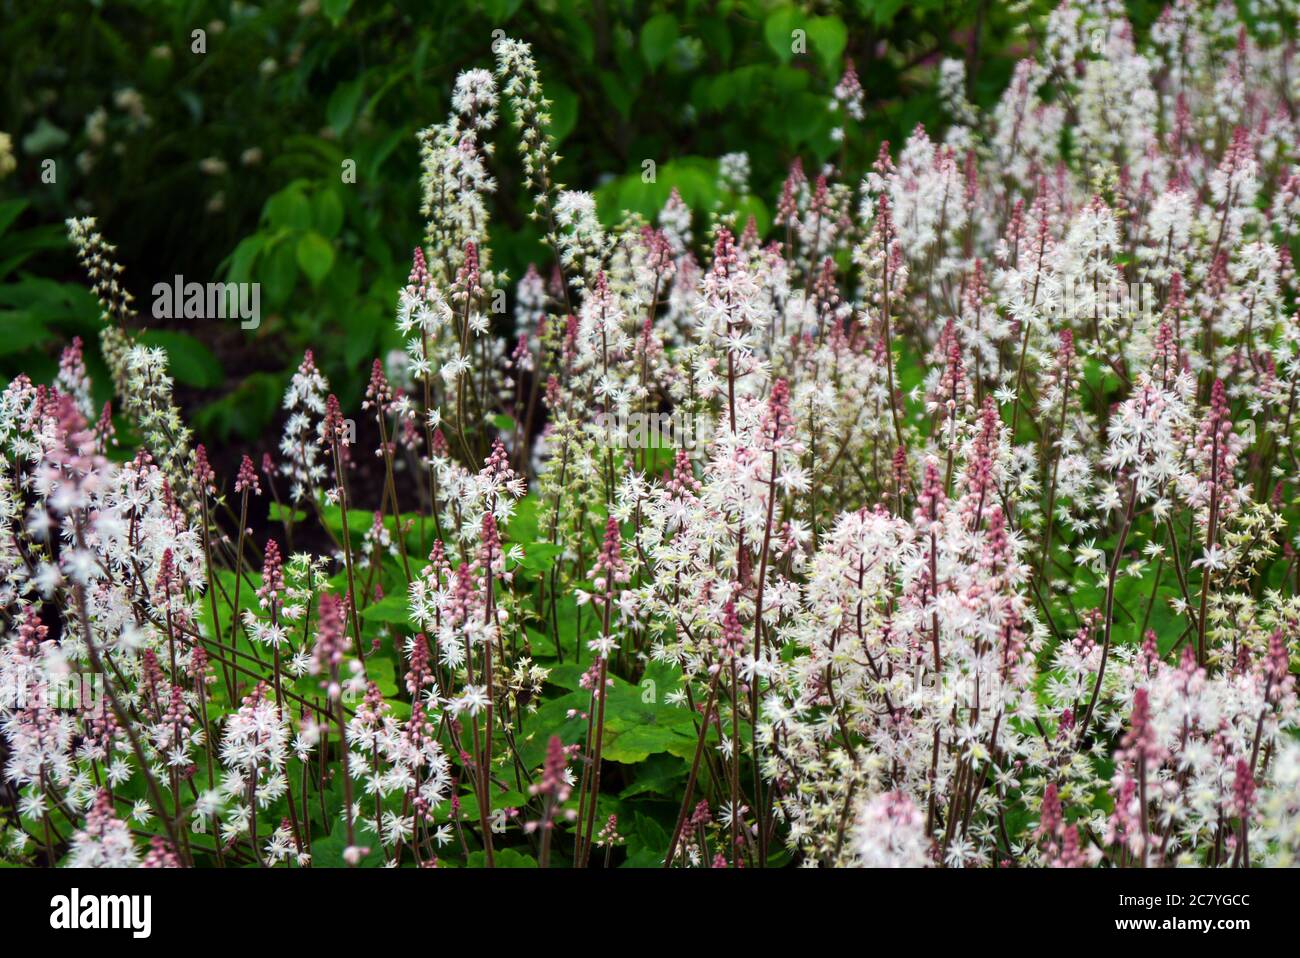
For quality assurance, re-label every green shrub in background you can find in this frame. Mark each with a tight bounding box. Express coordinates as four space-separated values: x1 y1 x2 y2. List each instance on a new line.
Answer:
2 0 1141 442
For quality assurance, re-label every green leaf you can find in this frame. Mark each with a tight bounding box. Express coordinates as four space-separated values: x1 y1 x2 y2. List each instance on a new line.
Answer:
519 542 563 572
696 17 734 65
0 276 96 315
618 753 687 799
192 369 284 441
466 847 536 867
260 239 298 308
780 92 831 146
0 223 67 281
327 79 365 135
0 311 53 356
269 502 307 524
224 234 264 286
548 81 579 142
137 331 223 389
625 810 671 864
540 664 698 765
506 495 542 544
322 0 354 27
602 723 691 764
365 655 401 698
313 831 383 867
859 0 907 28
807 16 847 72
726 195 771 236
764 7 803 64
640 13 679 70
264 187 313 231
517 690 593 767
313 190 344 239
0 199 27 238
559 11 595 62
296 232 335 286
22 118 68 154
341 307 378 367
598 72 635 120
480 0 524 17
360 594 414 627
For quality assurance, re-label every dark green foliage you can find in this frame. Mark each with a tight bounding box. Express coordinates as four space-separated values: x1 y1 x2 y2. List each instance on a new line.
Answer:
0 0 1044 439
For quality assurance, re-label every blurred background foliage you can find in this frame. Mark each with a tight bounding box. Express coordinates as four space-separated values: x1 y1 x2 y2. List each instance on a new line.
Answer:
0 0 1163 444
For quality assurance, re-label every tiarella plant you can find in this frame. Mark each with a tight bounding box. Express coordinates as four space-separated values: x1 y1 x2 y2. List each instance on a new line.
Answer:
3 0 1300 869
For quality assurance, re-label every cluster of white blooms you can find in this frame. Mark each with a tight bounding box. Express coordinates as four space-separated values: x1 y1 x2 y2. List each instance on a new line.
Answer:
417 66 498 283
553 191 607 288
344 660 455 856
495 38 560 225
1256 741 1300 866
67 218 200 509
0 342 215 864
220 687 290 804
278 350 331 503
853 791 932 868
717 152 751 195
8 3 1300 869
510 1 1300 868
67 790 141 868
